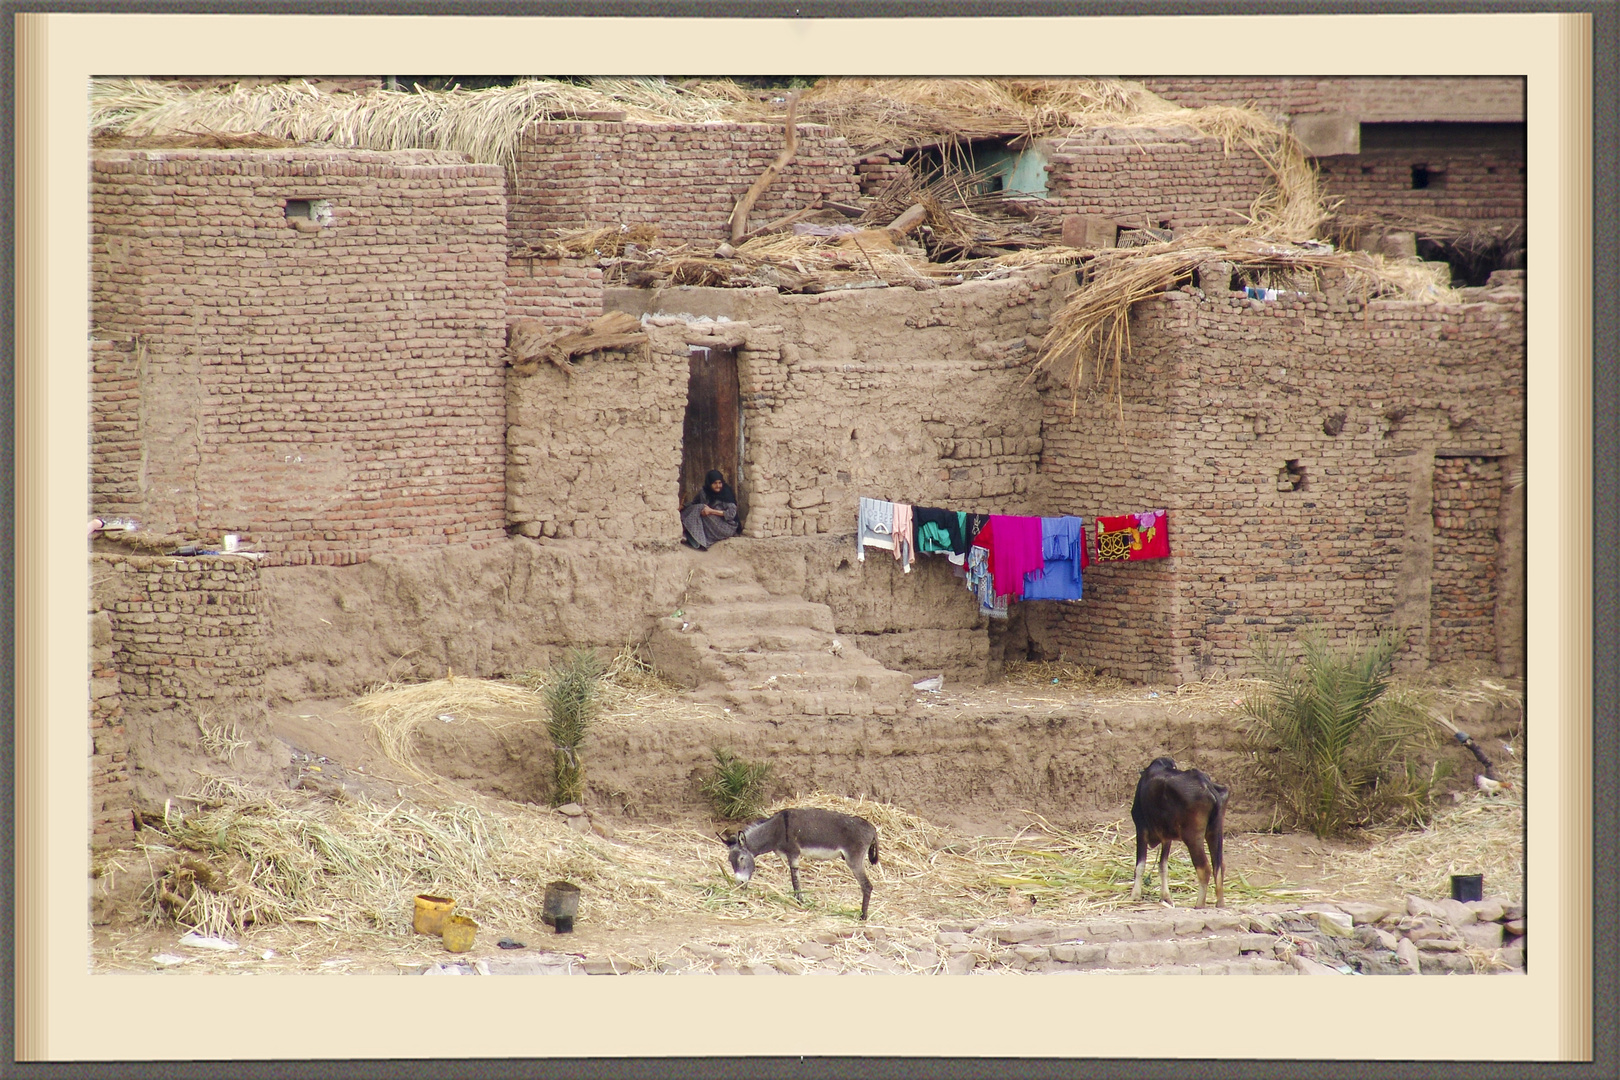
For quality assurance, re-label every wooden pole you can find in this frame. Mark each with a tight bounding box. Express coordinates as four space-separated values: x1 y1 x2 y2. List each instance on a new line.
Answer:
729 92 799 244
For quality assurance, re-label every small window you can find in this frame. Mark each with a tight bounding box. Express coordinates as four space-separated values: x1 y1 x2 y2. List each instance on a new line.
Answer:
1278 459 1307 492
285 199 334 227
1410 166 1444 190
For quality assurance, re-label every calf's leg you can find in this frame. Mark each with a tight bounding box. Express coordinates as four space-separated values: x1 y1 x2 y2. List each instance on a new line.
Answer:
1157 842 1172 905
1130 830 1149 901
1181 823 1212 908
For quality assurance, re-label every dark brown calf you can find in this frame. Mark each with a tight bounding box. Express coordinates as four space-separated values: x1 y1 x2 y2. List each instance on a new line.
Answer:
1129 756 1229 908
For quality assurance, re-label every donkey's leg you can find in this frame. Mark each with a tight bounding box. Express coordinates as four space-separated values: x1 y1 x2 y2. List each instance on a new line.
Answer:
847 854 872 921
1157 842 1172 905
1182 824 1212 909
1130 830 1148 901
787 857 803 905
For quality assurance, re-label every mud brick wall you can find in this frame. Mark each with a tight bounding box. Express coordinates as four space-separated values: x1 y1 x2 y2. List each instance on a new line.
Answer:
92 554 267 712
612 269 1064 541
856 153 912 196
89 605 133 849
505 345 687 541
1134 78 1525 123
1038 126 1273 232
504 120 860 328
1030 279 1525 682
1314 153 1526 222
90 148 510 567
1430 455 1505 665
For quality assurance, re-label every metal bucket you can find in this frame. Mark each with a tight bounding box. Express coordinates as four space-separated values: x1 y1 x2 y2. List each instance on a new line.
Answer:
542 881 580 932
1450 874 1484 903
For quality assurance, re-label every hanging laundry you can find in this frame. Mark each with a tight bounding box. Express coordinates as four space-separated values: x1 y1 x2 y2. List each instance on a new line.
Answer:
966 543 1009 619
890 502 915 573
1022 516 1086 601
912 506 964 555
980 515 1045 600
1094 509 1171 562
963 513 990 554
856 497 896 562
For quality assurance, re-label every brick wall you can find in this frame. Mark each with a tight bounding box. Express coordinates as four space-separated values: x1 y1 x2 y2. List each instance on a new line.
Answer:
90 148 511 566
505 120 860 328
1430 455 1505 665
89 605 133 849
1315 153 1526 222
91 552 288 812
505 343 688 541
93 554 267 712
1038 126 1274 232
1134 78 1525 123
1030 278 1525 682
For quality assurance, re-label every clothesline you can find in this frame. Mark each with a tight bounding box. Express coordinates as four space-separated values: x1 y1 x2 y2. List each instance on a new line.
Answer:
856 498 1170 618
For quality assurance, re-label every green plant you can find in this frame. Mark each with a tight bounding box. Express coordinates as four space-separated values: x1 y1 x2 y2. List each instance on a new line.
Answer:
699 748 773 822
1241 631 1449 838
545 648 604 807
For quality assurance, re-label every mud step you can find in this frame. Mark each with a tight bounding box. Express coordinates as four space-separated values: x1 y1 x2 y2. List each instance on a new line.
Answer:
688 601 838 638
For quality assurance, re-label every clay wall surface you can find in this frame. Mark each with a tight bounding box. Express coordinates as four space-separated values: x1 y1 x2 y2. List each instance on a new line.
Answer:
1032 277 1525 681
1314 153 1526 222
505 120 860 327
90 149 510 567
254 536 989 703
506 345 688 542
1134 77 1525 124
1038 126 1273 232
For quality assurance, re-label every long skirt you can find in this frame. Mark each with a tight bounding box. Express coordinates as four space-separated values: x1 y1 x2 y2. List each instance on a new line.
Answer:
681 502 739 550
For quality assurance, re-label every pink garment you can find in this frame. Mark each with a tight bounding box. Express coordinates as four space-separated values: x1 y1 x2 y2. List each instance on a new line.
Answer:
984 515 1045 600
891 503 915 573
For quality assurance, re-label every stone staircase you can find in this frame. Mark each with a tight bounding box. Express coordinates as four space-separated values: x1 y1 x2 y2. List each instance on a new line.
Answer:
646 545 913 718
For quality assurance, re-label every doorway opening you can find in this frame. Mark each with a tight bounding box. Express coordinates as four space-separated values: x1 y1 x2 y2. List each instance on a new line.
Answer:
679 344 745 524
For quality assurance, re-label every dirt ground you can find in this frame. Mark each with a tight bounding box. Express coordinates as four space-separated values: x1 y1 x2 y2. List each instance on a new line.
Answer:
89 669 1525 976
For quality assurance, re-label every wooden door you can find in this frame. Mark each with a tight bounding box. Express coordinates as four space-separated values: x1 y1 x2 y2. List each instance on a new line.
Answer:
679 344 742 515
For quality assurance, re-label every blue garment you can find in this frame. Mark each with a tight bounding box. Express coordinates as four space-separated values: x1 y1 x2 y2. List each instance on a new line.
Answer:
1022 516 1085 601
966 544 1009 619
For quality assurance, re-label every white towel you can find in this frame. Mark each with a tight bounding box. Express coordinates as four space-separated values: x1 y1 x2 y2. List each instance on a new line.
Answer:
857 497 895 562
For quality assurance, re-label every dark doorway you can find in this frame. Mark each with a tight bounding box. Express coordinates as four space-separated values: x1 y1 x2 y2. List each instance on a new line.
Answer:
679 344 743 520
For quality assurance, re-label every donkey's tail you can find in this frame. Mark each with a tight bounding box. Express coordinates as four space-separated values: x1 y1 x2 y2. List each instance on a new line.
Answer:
868 838 880 865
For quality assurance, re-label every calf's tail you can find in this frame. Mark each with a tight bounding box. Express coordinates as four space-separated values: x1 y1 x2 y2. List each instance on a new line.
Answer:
868 838 880 865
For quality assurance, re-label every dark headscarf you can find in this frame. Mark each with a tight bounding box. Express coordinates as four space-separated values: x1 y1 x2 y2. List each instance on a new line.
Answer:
702 470 737 506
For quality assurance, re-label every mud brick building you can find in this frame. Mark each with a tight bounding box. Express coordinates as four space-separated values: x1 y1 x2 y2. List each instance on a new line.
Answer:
86 78 1528 828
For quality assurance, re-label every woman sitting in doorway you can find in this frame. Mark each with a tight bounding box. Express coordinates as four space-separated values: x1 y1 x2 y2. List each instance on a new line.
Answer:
681 470 740 550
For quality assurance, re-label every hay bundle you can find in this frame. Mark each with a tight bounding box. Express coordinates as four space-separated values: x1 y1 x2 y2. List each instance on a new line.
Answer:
506 311 647 376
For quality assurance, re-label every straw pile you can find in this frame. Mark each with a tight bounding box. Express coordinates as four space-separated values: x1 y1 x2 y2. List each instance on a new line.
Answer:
351 647 720 785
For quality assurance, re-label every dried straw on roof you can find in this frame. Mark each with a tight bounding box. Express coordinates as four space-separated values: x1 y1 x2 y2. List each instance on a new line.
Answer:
88 75 1326 233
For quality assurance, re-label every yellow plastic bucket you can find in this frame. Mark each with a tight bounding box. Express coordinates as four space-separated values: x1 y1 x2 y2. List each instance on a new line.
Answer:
413 894 456 936
442 914 478 953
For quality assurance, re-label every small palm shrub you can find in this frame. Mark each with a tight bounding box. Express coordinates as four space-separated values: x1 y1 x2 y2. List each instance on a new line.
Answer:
1242 631 1449 837
544 648 604 807
699 748 773 822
